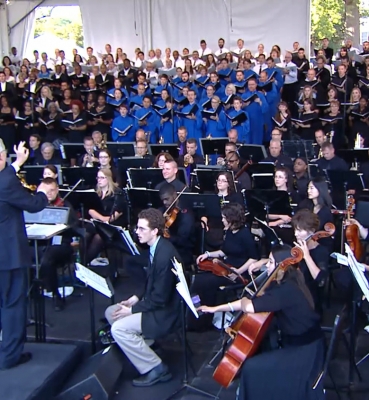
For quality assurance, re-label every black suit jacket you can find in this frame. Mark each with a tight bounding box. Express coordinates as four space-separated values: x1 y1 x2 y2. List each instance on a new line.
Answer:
95 74 115 90
0 166 48 270
0 82 16 104
131 237 181 339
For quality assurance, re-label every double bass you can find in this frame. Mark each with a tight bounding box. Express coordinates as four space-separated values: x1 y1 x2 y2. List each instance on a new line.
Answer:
212 247 303 388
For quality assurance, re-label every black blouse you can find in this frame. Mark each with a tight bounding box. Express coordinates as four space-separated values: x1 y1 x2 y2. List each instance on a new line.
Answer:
252 279 322 344
221 226 259 268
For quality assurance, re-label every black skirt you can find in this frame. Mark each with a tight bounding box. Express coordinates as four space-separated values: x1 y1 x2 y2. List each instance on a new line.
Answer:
237 338 325 400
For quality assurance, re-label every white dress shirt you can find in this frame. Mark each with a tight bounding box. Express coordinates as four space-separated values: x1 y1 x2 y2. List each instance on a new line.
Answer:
197 48 213 57
214 48 230 57
281 62 298 84
252 63 268 75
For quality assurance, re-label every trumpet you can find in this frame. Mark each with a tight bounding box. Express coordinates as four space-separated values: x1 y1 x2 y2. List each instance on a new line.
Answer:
354 133 362 149
159 135 164 144
318 147 323 159
183 153 193 168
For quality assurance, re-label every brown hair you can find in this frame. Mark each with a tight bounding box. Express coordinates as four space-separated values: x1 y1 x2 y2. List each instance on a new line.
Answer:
152 152 174 168
215 171 235 195
291 209 320 233
138 208 165 236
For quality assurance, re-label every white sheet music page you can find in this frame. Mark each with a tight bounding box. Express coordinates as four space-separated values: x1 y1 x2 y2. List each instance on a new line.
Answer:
26 224 67 238
75 263 113 298
172 258 199 318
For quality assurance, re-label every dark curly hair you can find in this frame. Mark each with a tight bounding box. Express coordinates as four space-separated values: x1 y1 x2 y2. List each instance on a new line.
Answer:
138 208 165 236
221 203 245 230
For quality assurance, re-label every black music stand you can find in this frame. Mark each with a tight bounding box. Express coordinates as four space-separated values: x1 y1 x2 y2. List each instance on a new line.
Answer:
244 190 291 223
248 163 275 190
282 140 314 159
58 190 102 218
336 149 369 168
149 144 179 159
127 188 162 223
62 143 85 160
106 142 135 158
237 144 267 163
195 169 235 193
129 168 164 189
199 138 229 157
62 167 98 188
181 193 223 219
22 165 63 186
307 163 324 178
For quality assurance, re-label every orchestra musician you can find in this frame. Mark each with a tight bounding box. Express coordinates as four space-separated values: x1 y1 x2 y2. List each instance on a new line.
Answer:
36 178 77 311
158 183 195 266
78 136 99 167
192 203 259 330
83 168 125 264
43 164 58 180
199 244 325 400
293 157 309 201
104 208 180 387
152 152 174 168
261 137 293 171
155 160 187 192
224 151 251 191
0 140 48 369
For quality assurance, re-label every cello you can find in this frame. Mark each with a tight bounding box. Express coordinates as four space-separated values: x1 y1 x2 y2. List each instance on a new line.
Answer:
345 195 363 260
212 246 303 388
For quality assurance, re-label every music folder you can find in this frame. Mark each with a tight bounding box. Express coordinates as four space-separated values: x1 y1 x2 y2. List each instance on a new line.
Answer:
75 263 114 298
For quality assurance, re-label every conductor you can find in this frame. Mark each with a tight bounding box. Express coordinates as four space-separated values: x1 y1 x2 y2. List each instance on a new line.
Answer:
0 140 48 369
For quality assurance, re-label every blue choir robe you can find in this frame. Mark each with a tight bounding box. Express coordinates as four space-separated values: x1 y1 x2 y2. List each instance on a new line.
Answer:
265 67 284 90
203 109 227 138
176 101 203 143
205 82 225 97
241 91 269 144
108 99 126 117
225 109 250 143
106 88 129 106
158 108 178 143
218 68 233 86
111 114 135 142
129 94 144 110
243 70 258 81
153 98 167 108
173 81 197 98
153 83 173 97
133 106 159 143
200 95 214 109
194 75 210 98
258 81 280 140
130 83 151 96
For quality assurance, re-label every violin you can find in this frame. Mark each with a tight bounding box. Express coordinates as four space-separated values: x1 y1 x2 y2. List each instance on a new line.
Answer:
213 247 303 388
305 222 335 242
163 187 187 239
198 259 248 285
50 197 65 207
345 196 364 260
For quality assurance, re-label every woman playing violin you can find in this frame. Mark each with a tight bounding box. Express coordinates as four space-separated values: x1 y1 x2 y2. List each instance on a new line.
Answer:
199 244 325 400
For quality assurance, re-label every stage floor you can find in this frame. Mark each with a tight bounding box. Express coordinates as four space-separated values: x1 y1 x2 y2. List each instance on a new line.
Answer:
23 273 369 400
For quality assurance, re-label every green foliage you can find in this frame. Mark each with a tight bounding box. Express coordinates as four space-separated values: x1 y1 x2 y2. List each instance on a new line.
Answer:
34 8 84 48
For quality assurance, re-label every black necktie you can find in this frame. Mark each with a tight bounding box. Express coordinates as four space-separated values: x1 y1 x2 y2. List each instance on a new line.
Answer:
259 65 262 74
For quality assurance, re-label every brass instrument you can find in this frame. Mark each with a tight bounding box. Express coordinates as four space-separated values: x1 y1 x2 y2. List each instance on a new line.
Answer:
329 130 334 143
100 133 108 150
205 154 209 165
17 172 37 192
318 147 323 159
354 133 362 149
159 135 164 144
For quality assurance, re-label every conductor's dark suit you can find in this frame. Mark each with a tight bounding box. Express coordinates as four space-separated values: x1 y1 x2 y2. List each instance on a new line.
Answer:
0 165 47 369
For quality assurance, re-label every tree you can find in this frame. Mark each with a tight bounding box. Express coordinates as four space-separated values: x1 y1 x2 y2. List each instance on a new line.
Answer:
311 0 369 50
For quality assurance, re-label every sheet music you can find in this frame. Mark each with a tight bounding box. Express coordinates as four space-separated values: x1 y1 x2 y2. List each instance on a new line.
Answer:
345 244 369 302
172 258 199 318
122 228 140 255
26 224 67 239
75 263 113 298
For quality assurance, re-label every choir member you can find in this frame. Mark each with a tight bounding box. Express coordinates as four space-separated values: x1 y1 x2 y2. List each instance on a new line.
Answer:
111 104 135 142
202 96 227 138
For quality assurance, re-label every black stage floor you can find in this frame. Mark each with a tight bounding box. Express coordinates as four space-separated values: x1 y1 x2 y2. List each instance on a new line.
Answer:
21 274 369 400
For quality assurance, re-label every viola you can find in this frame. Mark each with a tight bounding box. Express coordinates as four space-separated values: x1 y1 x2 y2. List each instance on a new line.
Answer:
198 259 248 285
345 196 363 260
306 222 335 242
213 247 303 388
51 197 65 207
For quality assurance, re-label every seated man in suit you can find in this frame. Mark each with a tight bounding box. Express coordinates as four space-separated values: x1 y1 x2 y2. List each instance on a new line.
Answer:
155 160 187 192
177 138 204 183
105 208 180 386
316 142 348 171
77 136 99 167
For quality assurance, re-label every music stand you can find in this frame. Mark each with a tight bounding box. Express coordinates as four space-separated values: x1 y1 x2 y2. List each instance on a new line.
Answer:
336 149 369 167
149 144 179 159
58 189 102 218
61 167 98 188
181 193 223 220
128 168 165 189
62 143 85 160
307 163 324 178
244 190 292 223
195 169 235 193
199 138 229 157
248 163 275 190
106 142 135 158
22 164 63 186
282 140 314 159
237 144 267 163
127 188 162 210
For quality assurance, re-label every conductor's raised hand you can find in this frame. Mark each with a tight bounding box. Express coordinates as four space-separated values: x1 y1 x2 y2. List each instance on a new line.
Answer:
13 141 29 167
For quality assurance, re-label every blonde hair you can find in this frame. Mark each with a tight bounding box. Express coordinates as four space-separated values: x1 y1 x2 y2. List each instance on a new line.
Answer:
225 83 236 95
96 168 117 198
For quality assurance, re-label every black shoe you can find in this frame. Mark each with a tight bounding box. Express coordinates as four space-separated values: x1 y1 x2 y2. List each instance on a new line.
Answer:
132 363 172 387
54 294 64 312
0 352 32 370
